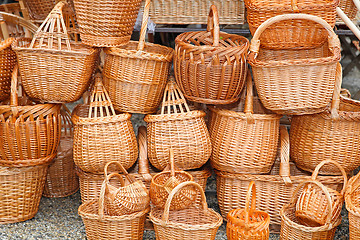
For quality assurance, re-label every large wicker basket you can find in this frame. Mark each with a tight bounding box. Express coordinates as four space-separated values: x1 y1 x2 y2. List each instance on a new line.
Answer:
12 1 99 103
245 0 338 50
174 5 249 105
208 73 281 174
144 80 211 170
345 172 360 240
248 13 341 115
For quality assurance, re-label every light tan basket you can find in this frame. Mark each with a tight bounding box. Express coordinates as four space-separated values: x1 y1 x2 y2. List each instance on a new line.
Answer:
345 172 360 240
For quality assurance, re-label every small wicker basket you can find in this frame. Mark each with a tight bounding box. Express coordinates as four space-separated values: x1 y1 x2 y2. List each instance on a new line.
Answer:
345 172 360 240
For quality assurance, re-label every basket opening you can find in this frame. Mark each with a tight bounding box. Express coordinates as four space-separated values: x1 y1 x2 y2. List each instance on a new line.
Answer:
247 0 336 8
153 172 192 185
114 41 173 57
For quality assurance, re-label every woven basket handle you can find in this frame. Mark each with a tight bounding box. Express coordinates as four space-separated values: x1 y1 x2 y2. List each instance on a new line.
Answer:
162 181 208 222
244 72 255 124
160 78 191 115
348 172 360 195
137 126 152 182
249 13 340 55
104 161 134 184
330 62 343 120
244 181 257 226
169 148 176 177
29 1 71 51
137 0 151 51
337 6 360 40
311 160 348 195
279 126 292 186
207 5 220 47
10 64 19 108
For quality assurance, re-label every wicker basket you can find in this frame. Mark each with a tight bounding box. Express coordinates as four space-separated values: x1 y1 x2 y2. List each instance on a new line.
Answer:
227 181 270 240
43 105 79 198
103 0 173 114
148 0 245 24
0 66 61 167
12 1 99 103
0 38 16 102
174 5 249 105
345 172 360 240
150 181 223 240
290 64 360 175
208 73 281 174
245 0 338 50
280 180 341 240
248 13 341 115
144 80 211 170
0 11 38 40
337 0 359 22
215 126 345 232
72 75 138 174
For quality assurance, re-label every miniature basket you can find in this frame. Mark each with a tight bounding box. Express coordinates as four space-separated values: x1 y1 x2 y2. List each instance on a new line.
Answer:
72 75 138 174
280 180 341 240
43 105 79 198
345 172 360 240
0 66 61 167
290 64 360 175
209 73 281 174
12 1 99 103
174 5 249 105
144 80 211 170
102 161 150 216
150 181 223 240
245 0 338 50
227 181 270 240
103 0 173 114
150 149 196 210
295 160 347 227
248 13 341 115
0 38 16 102
215 126 345 232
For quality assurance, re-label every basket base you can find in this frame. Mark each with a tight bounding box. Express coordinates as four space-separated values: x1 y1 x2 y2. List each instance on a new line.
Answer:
80 34 131 48
0 211 37 224
183 94 240 105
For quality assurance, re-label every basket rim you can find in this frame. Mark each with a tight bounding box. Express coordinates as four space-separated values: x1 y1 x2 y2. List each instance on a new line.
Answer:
144 110 206 123
244 0 339 11
0 153 56 168
151 170 194 188
227 208 270 229
209 106 282 120
0 37 14 51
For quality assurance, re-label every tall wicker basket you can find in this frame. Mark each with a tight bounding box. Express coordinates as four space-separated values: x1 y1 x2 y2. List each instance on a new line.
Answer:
345 172 360 240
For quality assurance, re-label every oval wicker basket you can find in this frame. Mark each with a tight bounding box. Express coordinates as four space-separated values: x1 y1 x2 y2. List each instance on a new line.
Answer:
144 80 211 170
345 172 360 240
174 5 249 105
248 13 341 115
150 181 223 240
72 75 138 174
209 73 281 174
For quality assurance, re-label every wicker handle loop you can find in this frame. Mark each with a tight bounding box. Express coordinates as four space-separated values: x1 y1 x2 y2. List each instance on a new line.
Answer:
244 72 254 124
207 5 220 47
311 160 348 195
290 0 300 12
10 64 19 107
137 0 151 51
279 126 292 186
169 148 175 177
330 62 343 120
105 172 126 187
104 161 133 184
348 172 360 195
244 181 257 226
162 181 208 222
336 7 360 40
137 126 152 182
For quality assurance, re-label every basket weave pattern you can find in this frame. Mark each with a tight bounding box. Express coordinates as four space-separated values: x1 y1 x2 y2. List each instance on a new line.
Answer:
345 173 360 240
0 38 16 102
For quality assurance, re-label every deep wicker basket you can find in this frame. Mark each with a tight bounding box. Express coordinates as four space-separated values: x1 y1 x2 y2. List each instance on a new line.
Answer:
345 172 360 240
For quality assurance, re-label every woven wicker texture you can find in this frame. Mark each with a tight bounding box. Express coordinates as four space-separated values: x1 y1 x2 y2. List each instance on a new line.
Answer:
215 126 345 230
337 0 359 22
248 14 341 115
345 172 360 240
0 38 16 102
226 181 270 240
245 0 338 49
144 80 211 170
0 159 51 224
43 106 78 198
280 180 341 240
150 181 223 240
290 64 360 175
174 5 249 105
0 66 61 167
103 0 173 114
209 73 281 174
148 0 245 24
12 1 99 103
0 11 38 40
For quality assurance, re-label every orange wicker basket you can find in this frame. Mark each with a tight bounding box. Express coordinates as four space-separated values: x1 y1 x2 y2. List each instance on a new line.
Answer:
248 13 341 115
150 181 223 240
209 73 281 174
227 181 270 240
72 75 138 173
144 80 211 170
103 0 173 114
174 5 249 105
345 172 360 240
12 1 99 103
280 180 341 240
245 0 339 50
337 0 359 22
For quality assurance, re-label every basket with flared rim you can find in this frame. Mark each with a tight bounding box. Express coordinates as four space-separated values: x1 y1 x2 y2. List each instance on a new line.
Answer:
174 5 249 105
72 74 138 173
150 181 223 240
0 37 16 102
248 13 341 115
227 181 270 240
12 1 99 103
280 180 341 239
0 65 61 167
150 148 197 211
345 172 360 240
295 160 347 227
102 161 150 216
103 0 173 114
208 73 281 174
144 79 212 171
